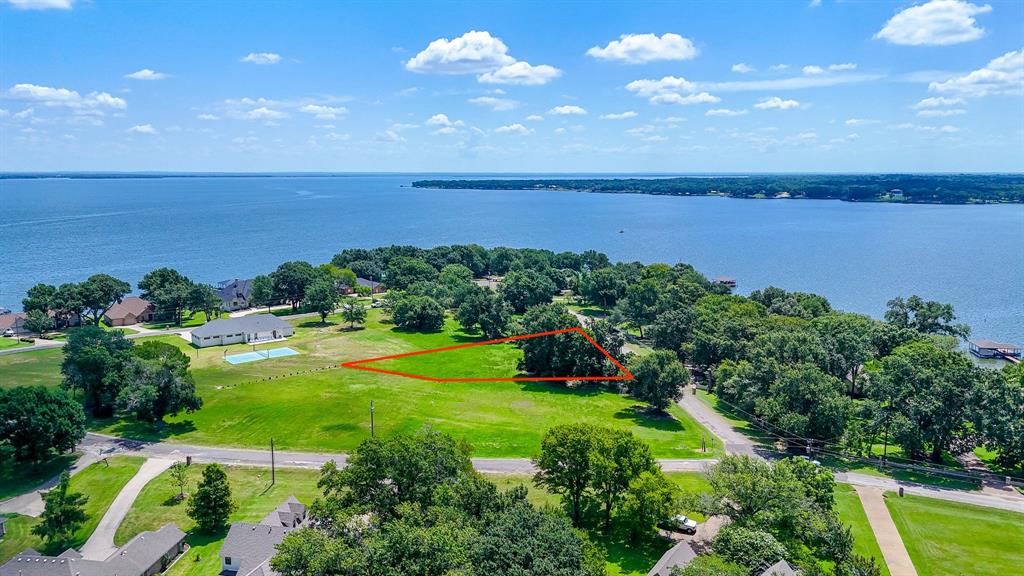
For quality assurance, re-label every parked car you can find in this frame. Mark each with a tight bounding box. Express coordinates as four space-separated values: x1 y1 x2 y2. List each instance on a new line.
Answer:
798 455 822 466
659 514 698 535
2 329 13 337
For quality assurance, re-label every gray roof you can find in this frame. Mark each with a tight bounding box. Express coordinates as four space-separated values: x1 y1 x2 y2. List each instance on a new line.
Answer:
221 523 292 576
356 277 381 288
758 560 800 576
217 278 254 303
191 314 291 338
261 495 306 528
0 524 184 576
647 541 696 576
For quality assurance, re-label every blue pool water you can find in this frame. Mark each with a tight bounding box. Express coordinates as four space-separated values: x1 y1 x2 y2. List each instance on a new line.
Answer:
224 347 300 365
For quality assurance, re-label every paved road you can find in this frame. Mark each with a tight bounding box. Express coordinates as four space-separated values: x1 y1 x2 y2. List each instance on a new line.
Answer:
677 387 763 459
78 458 175 561
855 486 919 576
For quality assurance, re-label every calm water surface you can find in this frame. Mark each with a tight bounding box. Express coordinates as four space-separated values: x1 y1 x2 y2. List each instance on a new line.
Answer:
2 175 1022 343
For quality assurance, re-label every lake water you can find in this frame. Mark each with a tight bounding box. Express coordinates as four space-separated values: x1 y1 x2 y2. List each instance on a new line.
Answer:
2 174 1022 344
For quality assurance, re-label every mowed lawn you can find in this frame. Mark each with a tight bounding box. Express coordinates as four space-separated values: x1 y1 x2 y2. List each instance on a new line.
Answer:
833 484 889 575
0 309 719 458
0 456 144 564
885 492 1024 576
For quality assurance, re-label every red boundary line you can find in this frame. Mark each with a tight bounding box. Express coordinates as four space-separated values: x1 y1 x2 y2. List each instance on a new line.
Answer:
340 327 634 382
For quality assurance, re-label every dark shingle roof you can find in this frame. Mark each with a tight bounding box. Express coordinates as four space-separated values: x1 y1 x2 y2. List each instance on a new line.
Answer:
191 314 291 338
261 495 307 527
221 523 292 576
356 277 381 288
217 279 254 304
0 524 184 576
647 541 696 576
758 560 800 576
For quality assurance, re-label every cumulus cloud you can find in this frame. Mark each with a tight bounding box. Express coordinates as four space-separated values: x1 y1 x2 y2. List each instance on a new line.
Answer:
917 108 966 117
845 118 880 126
430 126 457 135
731 63 755 73
240 52 282 65
299 104 348 119
549 105 587 115
586 33 699 64
124 69 168 80
625 76 697 96
525 114 544 121
928 49 1023 97
828 63 857 71
245 107 288 120
914 96 965 108
600 111 638 120
406 30 515 74
650 92 720 105
6 84 127 109
128 124 156 134
803 65 825 75
468 96 519 111
5 0 73 9
478 61 562 85
875 0 992 46
197 113 219 120
706 108 749 117
426 113 464 127
494 123 533 135
754 96 800 110
376 129 405 142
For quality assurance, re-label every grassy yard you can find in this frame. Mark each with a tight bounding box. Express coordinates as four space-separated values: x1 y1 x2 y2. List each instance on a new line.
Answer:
0 456 144 564
52 310 721 458
885 492 1024 576
833 484 889 575
142 311 215 330
0 453 78 501
0 337 32 350
114 464 322 576
0 347 62 389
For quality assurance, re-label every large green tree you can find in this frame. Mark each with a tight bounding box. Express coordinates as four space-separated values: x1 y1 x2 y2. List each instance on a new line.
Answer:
117 342 202 423
60 325 133 416
499 269 558 313
627 350 689 411
0 386 86 463
391 294 445 331
79 273 131 325
139 267 195 325
304 279 340 322
187 463 236 532
271 261 317 311
31 471 88 545
884 295 969 338
533 423 598 527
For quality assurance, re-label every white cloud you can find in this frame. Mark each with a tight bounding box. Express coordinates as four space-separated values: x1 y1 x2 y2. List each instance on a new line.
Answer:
626 124 657 135
650 92 720 105
706 108 749 117
245 107 288 120
769 64 790 71
549 105 587 116
731 63 755 73
6 84 127 109
928 49 1023 97
754 96 801 110
655 116 687 124
600 111 638 120
128 124 156 134
494 123 534 135
426 113 464 127
478 61 562 85
875 0 992 46
845 118 880 126
468 96 519 111
625 76 697 97
700 74 882 92
525 114 544 121
889 122 961 134
197 113 219 120
809 0 822 7
586 33 699 64
299 104 348 119
431 127 458 135
240 52 282 65
828 63 857 71
803 65 825 75
0 109 7 118
914 96 965 108
124 69 168 80
406 30 515 74
5 0 73 10
917 108 967 117
376 129 405 142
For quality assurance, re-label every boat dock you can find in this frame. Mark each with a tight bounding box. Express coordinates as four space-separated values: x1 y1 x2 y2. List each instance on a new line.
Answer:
969 340 1022 364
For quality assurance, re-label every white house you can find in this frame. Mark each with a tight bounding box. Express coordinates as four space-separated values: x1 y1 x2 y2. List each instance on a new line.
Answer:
190 314 293 348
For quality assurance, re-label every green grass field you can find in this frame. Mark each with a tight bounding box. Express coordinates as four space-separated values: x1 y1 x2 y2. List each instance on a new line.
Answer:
833 484 890 575
885 492 1024 576
0 456 144 564
0 310 720 458
0 338 32 350
142 310 215 330
0 453 79 501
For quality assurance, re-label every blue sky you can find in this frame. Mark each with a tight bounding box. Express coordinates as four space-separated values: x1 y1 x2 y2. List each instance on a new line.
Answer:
1 0 1022 172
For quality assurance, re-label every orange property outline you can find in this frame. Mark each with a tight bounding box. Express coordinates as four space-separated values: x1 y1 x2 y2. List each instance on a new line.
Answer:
340 327 635 383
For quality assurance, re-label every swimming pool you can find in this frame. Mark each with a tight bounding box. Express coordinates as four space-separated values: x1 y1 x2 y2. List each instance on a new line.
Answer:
224 347 300 365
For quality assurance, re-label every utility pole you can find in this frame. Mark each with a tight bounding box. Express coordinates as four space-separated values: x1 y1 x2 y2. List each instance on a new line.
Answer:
370 400 375 438
270 438 276 486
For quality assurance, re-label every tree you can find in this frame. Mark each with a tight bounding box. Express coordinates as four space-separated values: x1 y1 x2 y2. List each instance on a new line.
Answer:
649 307 696 356
456 286 511 338
385 256 438 290
271 261 317 311
620 278 659 337
627 351 689 411
31 471 88 545
305 279 340 323
579 267 626 306
117 353 203 423
517 304 616 379
0 386 86 463
391 294 445 331
711 525 787 571
885 295 969 338
23 309 53 336
79 273 131 325
139 267 195 325
341 298 367 329
249 274 274 311
187 463 236 532
617 470 679 542
976 364 1024 472
812 313 876 395
189 283 223 321
472 504 605 576
755 363 853 442
169 461 189 500
590 428 657 530
533 424 598 527
61 325 133 416
51 283 85 329
22 283 57 314
499 269 557 313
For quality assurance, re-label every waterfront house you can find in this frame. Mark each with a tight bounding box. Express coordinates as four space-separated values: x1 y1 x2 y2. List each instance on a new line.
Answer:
0 312 28 337
218 278 255 311
190 314 293 347
356 277 384 294
104 297 156 326
0 524 185 576
220 497 306 576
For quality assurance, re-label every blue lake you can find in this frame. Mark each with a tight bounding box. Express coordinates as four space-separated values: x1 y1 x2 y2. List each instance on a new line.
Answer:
2 174 1022 344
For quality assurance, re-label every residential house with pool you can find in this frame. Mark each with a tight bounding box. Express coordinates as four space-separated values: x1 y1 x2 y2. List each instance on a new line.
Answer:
190 314 293 347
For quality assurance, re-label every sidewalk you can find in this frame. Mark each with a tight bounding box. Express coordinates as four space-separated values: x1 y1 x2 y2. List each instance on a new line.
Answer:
854 486 918 576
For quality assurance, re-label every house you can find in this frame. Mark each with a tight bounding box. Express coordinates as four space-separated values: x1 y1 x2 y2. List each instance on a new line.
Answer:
356 277 385 294
647 541 697 576
220 497 306 576
757 560 800 576
0 523 185 576
190 314 293 348
0 312 28 337
714 276 737 288
218 278 255 311
105 297 156 326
